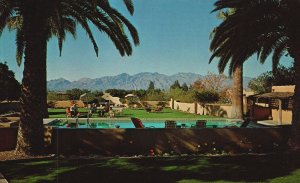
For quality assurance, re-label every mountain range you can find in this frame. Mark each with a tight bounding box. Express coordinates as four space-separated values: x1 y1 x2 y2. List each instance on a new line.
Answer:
47 72 252 91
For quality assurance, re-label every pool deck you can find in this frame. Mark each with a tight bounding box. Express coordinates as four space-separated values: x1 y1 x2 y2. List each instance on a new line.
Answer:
0 173 8 183
257 120 278 126
43 117 233 125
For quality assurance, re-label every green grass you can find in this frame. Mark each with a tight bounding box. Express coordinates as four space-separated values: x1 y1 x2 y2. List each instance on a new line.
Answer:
115 108 220 119
1 153 300 183
48 108 221 119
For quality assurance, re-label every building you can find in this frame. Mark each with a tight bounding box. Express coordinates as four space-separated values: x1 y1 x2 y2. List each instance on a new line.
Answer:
248 85 294 126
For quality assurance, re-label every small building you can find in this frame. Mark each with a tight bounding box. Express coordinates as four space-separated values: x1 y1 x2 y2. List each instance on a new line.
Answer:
247 85 294 126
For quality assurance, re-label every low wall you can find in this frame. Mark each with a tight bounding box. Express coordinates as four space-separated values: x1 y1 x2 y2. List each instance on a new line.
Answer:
48 100 85 108
204 104 232 118
0 101 20 114
272 109 292 125
173 101 196 114
171 100 232 118
50 127 290 155
0 127 18 151
144 101 169 107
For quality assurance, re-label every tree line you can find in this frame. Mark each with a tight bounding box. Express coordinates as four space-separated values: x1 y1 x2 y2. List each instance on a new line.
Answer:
45 72 232 106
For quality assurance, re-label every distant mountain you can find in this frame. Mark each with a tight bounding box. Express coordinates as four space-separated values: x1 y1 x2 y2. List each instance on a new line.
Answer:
47 72 252 91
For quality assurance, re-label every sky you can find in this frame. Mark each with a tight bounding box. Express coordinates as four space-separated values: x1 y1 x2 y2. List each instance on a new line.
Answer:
0 0 293 82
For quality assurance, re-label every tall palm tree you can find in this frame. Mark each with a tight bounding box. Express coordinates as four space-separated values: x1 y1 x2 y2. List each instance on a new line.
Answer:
0 0 139 154
209 9 253 119
211 0 300 147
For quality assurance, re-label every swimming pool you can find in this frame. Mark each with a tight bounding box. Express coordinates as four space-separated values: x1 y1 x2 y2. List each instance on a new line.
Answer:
46 119 241 128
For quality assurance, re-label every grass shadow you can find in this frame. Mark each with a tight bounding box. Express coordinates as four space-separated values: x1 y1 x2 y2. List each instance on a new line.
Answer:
1 152 300 183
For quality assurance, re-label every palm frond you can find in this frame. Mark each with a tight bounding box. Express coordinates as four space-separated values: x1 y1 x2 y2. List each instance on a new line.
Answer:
123 0 134 15
15 27 24 66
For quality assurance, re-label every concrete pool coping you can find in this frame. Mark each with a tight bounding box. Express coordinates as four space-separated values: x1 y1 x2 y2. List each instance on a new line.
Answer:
43 117 242 125
0 173 8 183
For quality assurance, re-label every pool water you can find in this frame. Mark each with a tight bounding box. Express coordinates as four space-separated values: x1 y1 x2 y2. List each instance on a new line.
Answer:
47 119 241 128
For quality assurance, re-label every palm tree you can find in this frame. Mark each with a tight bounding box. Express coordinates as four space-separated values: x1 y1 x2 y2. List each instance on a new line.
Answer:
210 1 282 119
209 9 250 119
211 0 300 147
0 0 139 154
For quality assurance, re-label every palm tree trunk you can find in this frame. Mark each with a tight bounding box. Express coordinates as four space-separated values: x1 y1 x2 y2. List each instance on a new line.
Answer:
231 64 244 119
291 55 300 149
16 5 48 155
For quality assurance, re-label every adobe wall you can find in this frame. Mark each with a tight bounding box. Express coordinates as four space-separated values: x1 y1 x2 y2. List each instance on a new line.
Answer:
144 101 169 107
0 127 18 151
49 100 85 108
1 127 291 155
171 99 232 118
272 85 295 92
0 101 20 113
50 127 291 155
272 109 292 125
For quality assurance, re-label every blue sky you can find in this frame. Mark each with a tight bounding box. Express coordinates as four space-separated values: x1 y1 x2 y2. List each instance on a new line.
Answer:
0 0 293 82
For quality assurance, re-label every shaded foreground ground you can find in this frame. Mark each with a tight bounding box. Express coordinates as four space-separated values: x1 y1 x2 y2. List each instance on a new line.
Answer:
1 152 300 183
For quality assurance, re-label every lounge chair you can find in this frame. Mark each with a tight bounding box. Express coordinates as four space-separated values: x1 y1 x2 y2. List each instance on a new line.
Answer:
165 120 177 128
196 120 207 128
131 117 145 128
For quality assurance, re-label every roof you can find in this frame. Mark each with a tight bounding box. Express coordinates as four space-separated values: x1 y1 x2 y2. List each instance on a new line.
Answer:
248 92 294 99
125 94 136 98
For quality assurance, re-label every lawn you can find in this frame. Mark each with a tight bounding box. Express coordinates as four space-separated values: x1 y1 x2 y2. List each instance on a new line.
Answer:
1 153 300 183
48 108 221 119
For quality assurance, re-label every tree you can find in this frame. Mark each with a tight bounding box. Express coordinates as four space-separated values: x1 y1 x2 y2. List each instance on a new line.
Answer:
195 90 219 115
209 7 249 119
132 89 147 99
0 62 20 101
272 64 295 86
80 92 96 104
191 73 229 103
66 89 89 100
248 64 295 94
191 78 205 91
147 81 155 92
212 0 300 147
105 89 128 98
166 88 196 103
0 0 139 154
181 83 189 91
170 80 181 90
248 72 273 94
194 72 228 93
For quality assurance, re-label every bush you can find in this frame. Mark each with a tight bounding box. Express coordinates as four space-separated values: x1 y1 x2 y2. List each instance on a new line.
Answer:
166 88 196 103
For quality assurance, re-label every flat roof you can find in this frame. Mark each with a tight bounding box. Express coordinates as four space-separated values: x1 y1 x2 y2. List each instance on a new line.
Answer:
248 92 294 99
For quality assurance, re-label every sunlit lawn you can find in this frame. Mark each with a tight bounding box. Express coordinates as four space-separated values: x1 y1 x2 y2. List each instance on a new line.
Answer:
1 153 300 183
48 108 221 119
